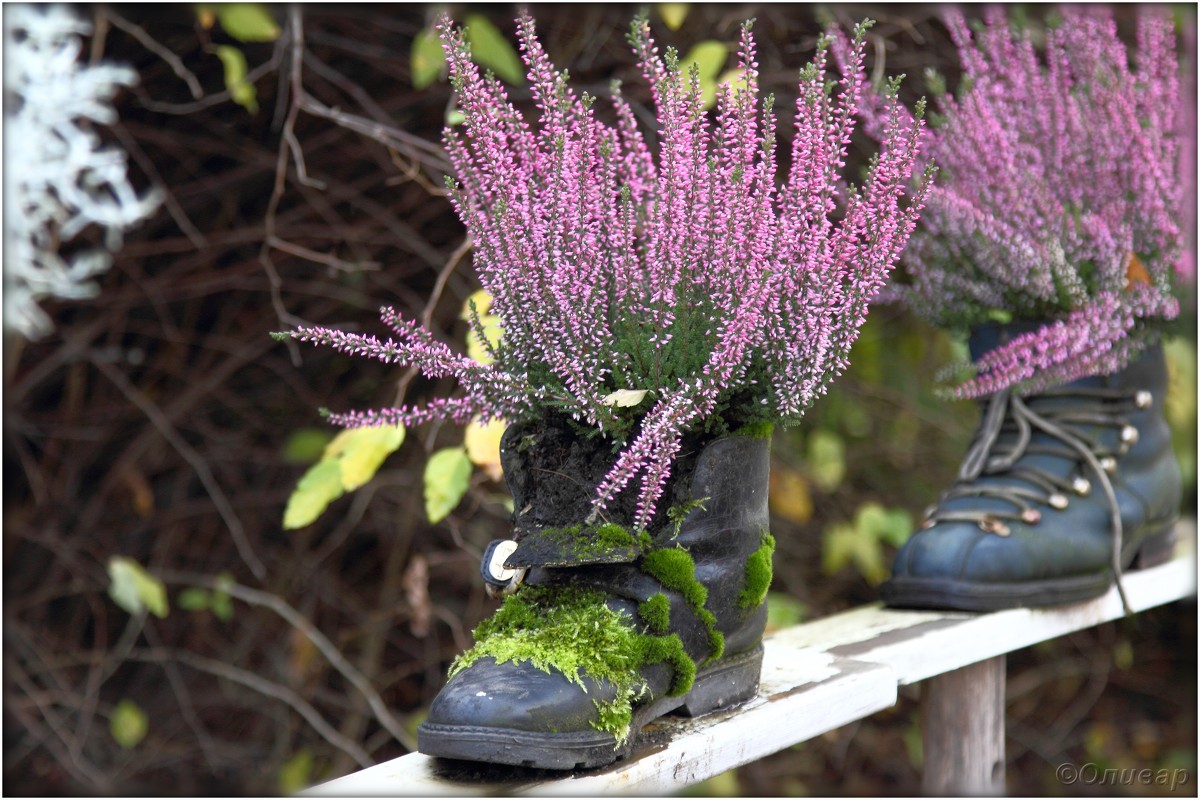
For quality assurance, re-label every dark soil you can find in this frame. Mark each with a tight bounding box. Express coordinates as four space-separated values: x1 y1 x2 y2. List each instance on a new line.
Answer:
499 414 704 535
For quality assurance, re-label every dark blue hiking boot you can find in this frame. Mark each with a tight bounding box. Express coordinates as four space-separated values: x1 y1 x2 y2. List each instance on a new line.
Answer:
880 324 1182 612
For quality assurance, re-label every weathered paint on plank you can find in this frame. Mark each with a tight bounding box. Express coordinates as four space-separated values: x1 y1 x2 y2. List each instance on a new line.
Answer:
304 521 1195 797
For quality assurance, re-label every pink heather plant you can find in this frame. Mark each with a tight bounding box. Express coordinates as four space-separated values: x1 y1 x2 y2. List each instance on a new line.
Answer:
282 14 930 530
884 7 1185 398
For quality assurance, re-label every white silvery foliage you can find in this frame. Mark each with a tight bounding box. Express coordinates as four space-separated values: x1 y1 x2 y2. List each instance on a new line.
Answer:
4 4 160 338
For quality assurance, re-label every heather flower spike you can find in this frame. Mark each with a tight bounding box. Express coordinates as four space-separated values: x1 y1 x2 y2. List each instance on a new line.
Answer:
282 13 930 530
881 7 1185 398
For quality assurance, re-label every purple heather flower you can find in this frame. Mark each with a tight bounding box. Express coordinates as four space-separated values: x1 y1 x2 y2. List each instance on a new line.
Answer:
874 6 1186 398
285 14 929 530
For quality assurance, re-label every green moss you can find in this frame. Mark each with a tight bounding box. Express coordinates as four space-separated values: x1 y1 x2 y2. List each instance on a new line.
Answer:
643 548 706 607
738 531 776 610
642 547 725 664
595 520 652 551
452 587 638 683
636 632 695 695
730 420 774 439
450 585 697 744
638 593 671 634
518 523 651 565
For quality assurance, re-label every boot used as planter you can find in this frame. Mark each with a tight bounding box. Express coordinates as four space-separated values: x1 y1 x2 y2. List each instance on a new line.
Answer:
417 417 774 769
881 323 1182 611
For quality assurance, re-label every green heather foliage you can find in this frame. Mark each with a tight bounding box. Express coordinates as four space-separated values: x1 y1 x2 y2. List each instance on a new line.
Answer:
739 532 776 610
284 12 929 529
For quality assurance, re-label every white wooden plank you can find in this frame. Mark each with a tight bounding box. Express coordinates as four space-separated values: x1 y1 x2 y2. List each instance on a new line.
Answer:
305 648 897 796
304 520 1195 796
797 522 1196 685
524 654 895 796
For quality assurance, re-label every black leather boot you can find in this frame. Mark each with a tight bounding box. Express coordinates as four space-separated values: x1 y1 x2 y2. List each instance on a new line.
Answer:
417 423 773 769
881 324 1181 612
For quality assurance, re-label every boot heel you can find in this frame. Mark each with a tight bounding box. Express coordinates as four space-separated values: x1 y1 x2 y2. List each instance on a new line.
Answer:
1132 525 1178 569
677 644 763 718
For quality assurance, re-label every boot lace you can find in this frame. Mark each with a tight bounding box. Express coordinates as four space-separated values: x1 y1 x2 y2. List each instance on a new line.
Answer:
922 386 1152 614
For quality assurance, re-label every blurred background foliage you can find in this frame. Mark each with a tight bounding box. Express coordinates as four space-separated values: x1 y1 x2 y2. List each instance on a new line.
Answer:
4 3 1195 795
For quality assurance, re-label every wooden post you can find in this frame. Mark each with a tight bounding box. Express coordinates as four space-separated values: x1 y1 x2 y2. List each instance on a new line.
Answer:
920 655 1006 796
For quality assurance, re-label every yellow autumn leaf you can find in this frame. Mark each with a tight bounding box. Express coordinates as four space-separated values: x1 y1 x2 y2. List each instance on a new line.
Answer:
769 467 813 525
658 3 689 30
282 424 405 529
460 289 493 319
462 289 502 365
324 424 406 490
465 417 506 481
601 388 649 408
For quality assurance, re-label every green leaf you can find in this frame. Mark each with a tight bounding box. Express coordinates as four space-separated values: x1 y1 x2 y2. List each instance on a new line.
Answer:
325 424 406 491
282 429 335 464
658 3 690 31
411 27 444 89
806 429 846 493
107 557 169 619
464 14 525 85
215 4 280 43
282 425 405 529
283 460 345 530
177 588 211 612
680 40 728 109
445 108 466 126
278 748 313 795
424 447 472 523
682 40 727 81
214 45 258 113
110 699 149 750
1165 338 1197 491
822 521 888 585
821 503 913 585
856 502 913 548
766 592 806 630
212 572 235 621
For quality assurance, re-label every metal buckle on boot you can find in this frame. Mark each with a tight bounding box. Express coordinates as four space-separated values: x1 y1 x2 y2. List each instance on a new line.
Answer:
481 539 527 598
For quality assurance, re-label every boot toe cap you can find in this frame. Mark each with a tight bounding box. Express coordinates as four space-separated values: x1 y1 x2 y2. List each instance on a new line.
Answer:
425 657 615 735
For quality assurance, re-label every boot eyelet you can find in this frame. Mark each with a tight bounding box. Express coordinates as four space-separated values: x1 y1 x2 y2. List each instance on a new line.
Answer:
1021 509 1041 524
1048 493 1069 510
1120 425 1139 446
1100 456 1118 473
979 517 1011 537
1135 390 1153 409
1072 476 1092 496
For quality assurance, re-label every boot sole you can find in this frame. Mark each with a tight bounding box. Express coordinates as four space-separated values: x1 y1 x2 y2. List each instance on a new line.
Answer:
417 644 763 770
880 522 1178 612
